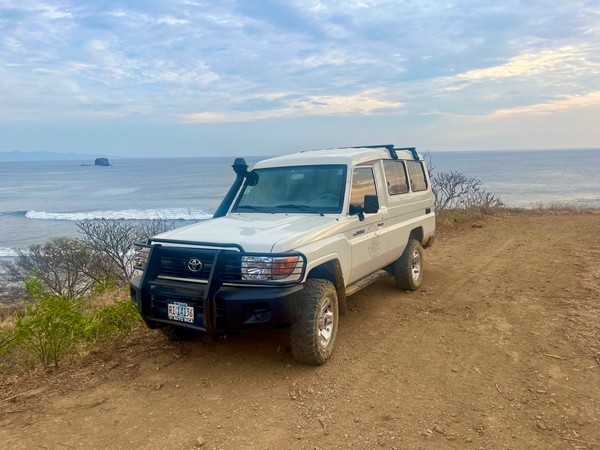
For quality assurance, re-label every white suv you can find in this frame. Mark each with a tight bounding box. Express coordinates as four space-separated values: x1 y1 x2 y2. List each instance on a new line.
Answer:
130 145 435 365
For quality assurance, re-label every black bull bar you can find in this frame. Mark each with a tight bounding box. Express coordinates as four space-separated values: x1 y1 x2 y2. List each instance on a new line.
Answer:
131 239 306 340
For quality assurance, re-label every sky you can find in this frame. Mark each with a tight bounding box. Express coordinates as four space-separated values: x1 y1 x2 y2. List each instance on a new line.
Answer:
1 0 599 157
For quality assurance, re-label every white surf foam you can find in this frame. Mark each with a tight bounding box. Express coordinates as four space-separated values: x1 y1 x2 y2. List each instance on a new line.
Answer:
0 248 19 257
25 208 212 221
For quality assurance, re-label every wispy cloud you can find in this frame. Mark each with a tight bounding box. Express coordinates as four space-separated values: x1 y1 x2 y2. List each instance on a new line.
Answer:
183 91 403 123
491 91 600 116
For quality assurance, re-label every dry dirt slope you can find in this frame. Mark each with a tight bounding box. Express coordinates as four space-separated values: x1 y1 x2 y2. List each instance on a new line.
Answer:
1 211 600 450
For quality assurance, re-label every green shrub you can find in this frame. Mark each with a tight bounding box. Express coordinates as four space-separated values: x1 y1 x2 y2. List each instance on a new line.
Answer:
13 295 87 367
0 331 14 355
84 299 141 343
1 278 142 370
90 274 120 296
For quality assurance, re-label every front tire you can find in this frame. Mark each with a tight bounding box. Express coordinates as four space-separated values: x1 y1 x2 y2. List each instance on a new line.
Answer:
394 239 424 291
290 279 339 365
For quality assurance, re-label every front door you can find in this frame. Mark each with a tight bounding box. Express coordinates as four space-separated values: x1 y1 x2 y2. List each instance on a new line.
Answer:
348 165 388 284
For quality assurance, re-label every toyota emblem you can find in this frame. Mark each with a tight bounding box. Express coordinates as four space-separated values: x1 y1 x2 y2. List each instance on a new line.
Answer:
187 258 203 272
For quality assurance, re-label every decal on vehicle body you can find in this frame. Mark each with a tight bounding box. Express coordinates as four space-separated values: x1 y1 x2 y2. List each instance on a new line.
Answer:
367 223 382 259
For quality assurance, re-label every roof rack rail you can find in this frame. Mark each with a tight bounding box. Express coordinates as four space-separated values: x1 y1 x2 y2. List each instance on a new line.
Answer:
302 144 420 161
394 147 419 161
349 144 395 158
348 145 419 161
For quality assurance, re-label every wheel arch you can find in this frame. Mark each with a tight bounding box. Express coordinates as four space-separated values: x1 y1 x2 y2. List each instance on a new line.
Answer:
409 226 424 245
306 259 347 316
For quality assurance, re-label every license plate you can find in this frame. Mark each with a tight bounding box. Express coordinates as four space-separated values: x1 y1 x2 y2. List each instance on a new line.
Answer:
167 302 195 324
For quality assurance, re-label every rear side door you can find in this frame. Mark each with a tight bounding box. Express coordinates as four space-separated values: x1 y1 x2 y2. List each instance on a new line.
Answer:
347 165 389 284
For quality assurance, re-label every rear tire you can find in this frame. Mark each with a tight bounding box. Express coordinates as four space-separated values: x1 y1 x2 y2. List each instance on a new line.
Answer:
394 239 424 291
290 279 338 365
160 325 200 341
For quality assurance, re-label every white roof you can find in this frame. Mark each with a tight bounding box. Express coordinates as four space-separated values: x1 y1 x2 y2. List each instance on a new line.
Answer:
253 147 423 170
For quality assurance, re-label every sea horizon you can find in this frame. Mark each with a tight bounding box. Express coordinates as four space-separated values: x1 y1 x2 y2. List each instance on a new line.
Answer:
2 146 600 162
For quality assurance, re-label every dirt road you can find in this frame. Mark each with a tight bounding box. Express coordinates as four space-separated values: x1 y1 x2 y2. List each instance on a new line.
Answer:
2 211 600 449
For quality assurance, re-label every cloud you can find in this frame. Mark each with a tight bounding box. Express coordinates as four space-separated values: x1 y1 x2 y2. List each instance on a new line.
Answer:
157 16 189 25
455 46 597 82
490 91 600 116
0 0 599 156
183 91 404 123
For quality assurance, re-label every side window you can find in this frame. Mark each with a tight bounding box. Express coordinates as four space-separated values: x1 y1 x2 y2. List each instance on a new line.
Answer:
406 161 428 192
349 167 377 215
383 160 409 195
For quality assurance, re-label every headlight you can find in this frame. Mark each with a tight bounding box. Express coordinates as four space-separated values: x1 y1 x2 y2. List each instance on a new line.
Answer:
241 256 300 281
134 245 150 270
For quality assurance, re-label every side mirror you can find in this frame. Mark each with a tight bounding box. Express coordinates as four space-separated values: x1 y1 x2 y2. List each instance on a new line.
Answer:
363 195 379 214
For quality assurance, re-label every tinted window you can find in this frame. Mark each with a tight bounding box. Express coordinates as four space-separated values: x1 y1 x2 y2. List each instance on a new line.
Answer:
383 160 409 195
406 161 428 192
233 165 346 213
349 167 377 215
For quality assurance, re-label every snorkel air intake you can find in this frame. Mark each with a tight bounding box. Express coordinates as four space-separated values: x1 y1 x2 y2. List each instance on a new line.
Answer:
212 158 249 218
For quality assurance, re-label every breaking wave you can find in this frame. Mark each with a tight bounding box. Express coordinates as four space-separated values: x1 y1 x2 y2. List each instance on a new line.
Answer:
0 248 19 257
24 209 212 221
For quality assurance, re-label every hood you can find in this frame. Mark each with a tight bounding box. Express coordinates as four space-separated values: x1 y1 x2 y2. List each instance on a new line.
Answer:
153 213 346 253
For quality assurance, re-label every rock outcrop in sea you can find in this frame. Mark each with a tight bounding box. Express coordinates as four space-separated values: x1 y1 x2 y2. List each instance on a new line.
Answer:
95 157 110 166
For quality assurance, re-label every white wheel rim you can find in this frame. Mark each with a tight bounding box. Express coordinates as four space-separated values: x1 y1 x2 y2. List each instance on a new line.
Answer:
411 250 421 280
318 297 334 348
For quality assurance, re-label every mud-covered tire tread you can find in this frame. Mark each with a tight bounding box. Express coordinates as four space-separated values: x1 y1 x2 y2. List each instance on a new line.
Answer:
159 325 199 341
394 238 424 291
290 279 338 366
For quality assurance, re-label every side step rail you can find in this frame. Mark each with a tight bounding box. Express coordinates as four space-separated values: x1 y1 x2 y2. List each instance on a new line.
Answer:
345 269 389 297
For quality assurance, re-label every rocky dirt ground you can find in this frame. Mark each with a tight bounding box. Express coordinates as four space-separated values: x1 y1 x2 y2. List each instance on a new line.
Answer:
1 210 599 450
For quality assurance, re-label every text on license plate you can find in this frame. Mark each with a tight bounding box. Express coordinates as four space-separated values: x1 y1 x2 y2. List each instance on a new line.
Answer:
167 302 194 323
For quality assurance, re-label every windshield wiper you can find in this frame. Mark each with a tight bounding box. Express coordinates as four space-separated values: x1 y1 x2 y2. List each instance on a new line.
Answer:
274 204 314 211
235 205 264 211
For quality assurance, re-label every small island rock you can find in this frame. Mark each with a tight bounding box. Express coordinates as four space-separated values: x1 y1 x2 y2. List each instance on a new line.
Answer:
95 157 110 166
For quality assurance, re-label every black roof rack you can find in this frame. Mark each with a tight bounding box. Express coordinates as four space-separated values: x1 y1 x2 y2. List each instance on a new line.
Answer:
302 144 420 161
347 145 419 161
393 147 420 161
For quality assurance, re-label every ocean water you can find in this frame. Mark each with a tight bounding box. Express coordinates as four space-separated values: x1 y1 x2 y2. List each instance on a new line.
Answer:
1 149 599 257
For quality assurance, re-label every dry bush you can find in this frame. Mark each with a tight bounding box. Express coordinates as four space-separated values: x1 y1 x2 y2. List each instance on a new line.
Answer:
530 202 599 212
0 238 118 301
0 219 176 305
434 208 495 230
76 218 175 282
76 220 139 282
0 279 27 305
135 218 176 240
421 151 505 228
431 171 504 212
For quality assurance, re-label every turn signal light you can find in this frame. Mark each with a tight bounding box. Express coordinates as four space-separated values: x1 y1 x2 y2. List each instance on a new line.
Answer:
273 256 299 277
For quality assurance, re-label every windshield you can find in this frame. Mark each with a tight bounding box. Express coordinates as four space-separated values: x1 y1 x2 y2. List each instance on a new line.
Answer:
233 165 347 214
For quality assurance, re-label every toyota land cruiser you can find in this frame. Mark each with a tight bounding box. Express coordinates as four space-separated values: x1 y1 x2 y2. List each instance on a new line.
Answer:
130 145 435 365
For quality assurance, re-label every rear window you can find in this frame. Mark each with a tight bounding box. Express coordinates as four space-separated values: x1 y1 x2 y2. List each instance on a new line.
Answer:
406 161 428 192
383 160 409 195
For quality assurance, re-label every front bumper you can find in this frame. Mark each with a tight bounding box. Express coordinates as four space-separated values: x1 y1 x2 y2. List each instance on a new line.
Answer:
130 241 306 337
130 276 303 333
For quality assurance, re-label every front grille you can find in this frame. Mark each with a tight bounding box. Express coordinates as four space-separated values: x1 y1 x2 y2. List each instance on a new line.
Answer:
220 253 243 281
160 248 217 281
